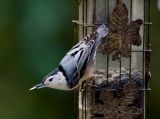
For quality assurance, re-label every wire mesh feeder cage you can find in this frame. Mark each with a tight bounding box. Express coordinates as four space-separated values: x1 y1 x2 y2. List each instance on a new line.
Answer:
73 0 151 119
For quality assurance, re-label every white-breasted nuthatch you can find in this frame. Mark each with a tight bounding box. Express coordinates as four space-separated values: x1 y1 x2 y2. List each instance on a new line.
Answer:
29 25 109 91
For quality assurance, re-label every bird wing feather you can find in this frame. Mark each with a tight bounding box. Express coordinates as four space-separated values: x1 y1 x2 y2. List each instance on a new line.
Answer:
59 25 109 89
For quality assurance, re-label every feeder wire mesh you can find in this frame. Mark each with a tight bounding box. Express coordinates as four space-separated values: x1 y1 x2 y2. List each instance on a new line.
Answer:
73 0 151 119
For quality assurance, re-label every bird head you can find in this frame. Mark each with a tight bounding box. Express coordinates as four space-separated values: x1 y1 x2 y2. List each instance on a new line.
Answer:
29 68 69 91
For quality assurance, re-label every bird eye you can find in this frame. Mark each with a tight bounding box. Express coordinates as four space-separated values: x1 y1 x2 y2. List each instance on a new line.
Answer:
49 78 53 82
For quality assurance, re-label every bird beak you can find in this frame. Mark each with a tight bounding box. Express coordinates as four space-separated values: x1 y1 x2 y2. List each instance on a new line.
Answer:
29 83 46 91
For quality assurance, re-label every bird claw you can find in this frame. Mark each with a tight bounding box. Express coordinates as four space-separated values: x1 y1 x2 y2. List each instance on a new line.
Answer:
79 82 98 92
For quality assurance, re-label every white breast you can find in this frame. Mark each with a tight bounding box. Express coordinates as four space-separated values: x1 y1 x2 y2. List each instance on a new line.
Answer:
49 71 71 91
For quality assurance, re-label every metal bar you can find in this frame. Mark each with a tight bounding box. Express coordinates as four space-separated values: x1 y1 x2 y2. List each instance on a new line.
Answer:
143 22 152 25
84 0 87 36
96 49 152 53
72 20 152 28
93 0 96 30
119 0 122 87
145 1 151 119
143 0 146 118
98 88 152 91
131 49 152 52
129 0 132 81
81 90 84 119
119 58 122 87
82 0 85 38
84 89 87 119
83 1 87 118
72 20 108 27
139 88 151 91
106 0 109 87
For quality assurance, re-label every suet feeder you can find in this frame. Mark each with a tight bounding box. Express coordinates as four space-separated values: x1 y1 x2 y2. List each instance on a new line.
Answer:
73 0 151 119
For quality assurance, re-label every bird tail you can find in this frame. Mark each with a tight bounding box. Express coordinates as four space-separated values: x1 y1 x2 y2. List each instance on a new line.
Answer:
87 25 109 64
87 25 109 51
94 24 109 48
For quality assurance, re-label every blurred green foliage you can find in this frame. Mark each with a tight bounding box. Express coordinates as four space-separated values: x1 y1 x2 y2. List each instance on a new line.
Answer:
0 0 74 119
0 0 160 119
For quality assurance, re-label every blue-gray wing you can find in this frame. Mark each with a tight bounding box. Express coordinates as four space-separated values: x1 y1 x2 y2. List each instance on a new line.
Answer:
59 25 109 89
59 40 93 88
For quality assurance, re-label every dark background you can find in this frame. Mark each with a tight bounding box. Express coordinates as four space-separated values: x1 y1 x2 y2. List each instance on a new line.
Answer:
0 0 159 119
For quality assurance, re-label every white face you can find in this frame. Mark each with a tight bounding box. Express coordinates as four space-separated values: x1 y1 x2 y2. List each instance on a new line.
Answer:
44 71 70 90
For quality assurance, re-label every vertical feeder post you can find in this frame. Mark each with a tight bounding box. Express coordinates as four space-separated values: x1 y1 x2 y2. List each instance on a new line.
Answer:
73 0 94 118
73 0 151 119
